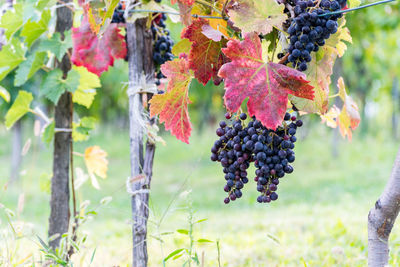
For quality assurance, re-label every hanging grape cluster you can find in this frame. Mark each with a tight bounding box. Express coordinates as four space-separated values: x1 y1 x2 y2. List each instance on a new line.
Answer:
151 13 174 85
284 0 347 71
111 3 125 24
211 112 302 204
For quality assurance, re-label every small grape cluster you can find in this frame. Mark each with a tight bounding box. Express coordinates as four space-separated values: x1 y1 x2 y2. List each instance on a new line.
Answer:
285 0 347 71
152 13 174 85
111 3 125 24
211 112 303 204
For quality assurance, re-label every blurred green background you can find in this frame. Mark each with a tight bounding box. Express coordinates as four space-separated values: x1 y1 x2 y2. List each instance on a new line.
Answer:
1 0 400 266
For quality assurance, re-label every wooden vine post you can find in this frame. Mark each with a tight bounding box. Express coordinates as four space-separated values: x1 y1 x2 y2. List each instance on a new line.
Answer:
48 0 73 249
126 15 156 266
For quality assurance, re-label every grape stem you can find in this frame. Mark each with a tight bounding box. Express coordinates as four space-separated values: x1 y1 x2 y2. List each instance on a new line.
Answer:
318 0 396 17
278 53 289 64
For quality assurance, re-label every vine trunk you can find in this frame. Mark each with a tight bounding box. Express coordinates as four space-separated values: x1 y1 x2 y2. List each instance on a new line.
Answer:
48 0 73 249
368 147 400 266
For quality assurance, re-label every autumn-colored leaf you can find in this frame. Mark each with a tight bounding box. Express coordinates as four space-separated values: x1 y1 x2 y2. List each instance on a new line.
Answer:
320 105 340 128
320 77 360 140
218 33 314 130
84 146 108 189
149 57 193 143
326 18 352 58
337 77 360 140
189 0 229 36
71 16 127 76
289 47 335 114
227 0 287 35
182 18 228 85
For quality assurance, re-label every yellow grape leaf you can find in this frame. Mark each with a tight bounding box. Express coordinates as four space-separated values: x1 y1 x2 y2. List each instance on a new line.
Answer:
326 18 352 58
336 77 360 140
72 66 101 108
320 105 340 128
172 38 192 56
289 47 335 114
189 0 228 36
320 78 360 140
84 146 108 189
227 0 287 35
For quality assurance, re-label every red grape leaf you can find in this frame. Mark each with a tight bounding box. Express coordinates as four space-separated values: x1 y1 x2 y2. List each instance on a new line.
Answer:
182 18 228 85
71 16 127 76
227 0 287 35
149 57 194 143
218 33 314 130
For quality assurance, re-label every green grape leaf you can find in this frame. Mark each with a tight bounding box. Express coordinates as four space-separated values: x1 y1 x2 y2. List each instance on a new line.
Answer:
0 4 24 40
14 52 46 86
41 69 80 104
38 31 72 61
72 117 97 142
21 10 51 47
42 120 55 144
36 0 54 11
5 91 33 129
72 66 101 108
0 39 26 82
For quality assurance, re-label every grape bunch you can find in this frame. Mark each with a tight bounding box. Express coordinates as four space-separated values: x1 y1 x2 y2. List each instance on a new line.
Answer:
285 0 347 71
111 3 125 24
211 112 303 204
151 13 174 85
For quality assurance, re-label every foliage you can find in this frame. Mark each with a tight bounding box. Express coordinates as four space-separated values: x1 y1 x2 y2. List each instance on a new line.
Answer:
71 16 127 76
99 0 360 143
219 33 314 129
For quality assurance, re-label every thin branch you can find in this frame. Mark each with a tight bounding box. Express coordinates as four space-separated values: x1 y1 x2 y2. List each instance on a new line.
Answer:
319 0 395 16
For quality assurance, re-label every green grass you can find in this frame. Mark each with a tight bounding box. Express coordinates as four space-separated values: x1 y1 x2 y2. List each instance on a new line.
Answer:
1 123 400 266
